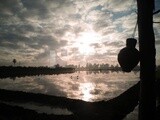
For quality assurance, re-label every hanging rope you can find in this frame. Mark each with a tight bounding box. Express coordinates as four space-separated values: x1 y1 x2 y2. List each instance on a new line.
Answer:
125 0 138 38
132 20 138 38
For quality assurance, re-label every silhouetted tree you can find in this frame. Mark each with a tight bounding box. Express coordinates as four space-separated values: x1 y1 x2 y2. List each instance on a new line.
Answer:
54 64 60 68
12 59 16 66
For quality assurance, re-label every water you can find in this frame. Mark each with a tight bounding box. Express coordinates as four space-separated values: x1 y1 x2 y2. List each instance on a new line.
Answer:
0 71 139 102
0 71 139 118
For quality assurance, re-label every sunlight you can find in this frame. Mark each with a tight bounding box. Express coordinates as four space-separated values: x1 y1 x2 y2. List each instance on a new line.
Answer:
75 31 101 55
79 83 94 101
78 44 94 55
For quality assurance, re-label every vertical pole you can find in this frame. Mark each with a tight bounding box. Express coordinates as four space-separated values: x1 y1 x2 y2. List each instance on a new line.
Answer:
137 0 156 120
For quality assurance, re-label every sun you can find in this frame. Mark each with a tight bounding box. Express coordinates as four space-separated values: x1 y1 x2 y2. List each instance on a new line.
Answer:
74 31 101 55
78 44 94 55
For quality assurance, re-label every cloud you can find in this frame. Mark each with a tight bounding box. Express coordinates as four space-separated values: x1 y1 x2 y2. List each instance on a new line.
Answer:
0 0 160 66
156 40 160 45
35 49 49 60
70 47 79 54
103 41 124 48
103 0 136 12
34 77 66 96
90 43 102 48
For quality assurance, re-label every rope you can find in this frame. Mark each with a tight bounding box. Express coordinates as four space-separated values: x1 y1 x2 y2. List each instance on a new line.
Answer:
132 20 138 38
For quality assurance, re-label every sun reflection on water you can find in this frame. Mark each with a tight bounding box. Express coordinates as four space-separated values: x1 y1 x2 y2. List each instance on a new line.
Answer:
79 83 95 101
0 71 139 102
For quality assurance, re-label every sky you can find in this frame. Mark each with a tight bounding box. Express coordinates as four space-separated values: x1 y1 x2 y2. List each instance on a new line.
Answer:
0 0 160 66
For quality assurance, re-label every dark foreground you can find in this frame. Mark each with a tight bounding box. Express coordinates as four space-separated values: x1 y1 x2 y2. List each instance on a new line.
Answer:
0 82 139 120
0 80 160 120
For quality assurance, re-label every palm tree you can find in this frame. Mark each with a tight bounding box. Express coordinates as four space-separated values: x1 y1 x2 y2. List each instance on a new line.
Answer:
13 59 16 66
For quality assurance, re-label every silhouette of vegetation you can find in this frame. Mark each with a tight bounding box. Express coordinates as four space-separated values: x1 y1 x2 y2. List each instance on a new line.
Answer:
0 66 75 79
66 63 140 71
12 59 16 66
55 64 60 68
0 62 141 79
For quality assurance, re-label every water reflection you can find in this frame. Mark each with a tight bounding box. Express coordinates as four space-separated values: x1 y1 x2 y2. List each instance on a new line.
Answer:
79 83 95 101
0 71 139 102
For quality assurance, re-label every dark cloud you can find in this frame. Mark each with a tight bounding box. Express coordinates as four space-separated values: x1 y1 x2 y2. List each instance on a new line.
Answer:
90 43 101 48
59 40 68 47
91 11 113 33
71 47 78 52
21 0 50 19
156 40 160 45
107 49 119 56
0 0 74 22
155 0 160 11
0 33 56 50
69 47 79 55
0 33 29 50
94 19 110 32
35 49 49 60
60 49 68 56
154 27 160 41
54 25 72 37
87 53 107 60
20 0 75 20
89 4 104 12
104 0 135 12
69 13 82 20
0 0 23 16
30 35 63 50
33 38 68 62
103 41 124 47
0 41 22 50
0 32 28 42
0 24 36 35
73 26 85 36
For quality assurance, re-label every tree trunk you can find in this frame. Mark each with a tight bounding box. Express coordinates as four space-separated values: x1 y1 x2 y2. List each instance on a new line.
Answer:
137 0 156 120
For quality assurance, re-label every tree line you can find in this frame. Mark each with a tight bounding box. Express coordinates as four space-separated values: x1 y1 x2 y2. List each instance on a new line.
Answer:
65 63 140 71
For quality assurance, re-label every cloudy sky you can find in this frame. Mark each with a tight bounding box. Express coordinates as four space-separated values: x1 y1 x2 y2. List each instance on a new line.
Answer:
0 0 160 66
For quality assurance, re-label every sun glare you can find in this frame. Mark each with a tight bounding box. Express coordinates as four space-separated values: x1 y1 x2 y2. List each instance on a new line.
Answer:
75 31 101 55
78 44 94 55
79 83 94 101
